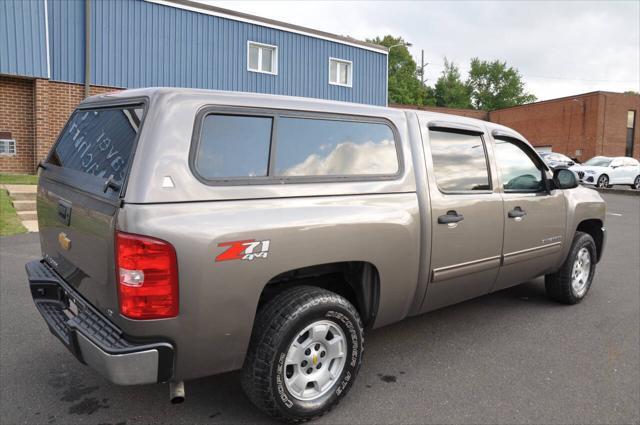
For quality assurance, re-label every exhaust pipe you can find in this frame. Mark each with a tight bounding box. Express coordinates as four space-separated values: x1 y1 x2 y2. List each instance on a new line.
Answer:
169 380 185 404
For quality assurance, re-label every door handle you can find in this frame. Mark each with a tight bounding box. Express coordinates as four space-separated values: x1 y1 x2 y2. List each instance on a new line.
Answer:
508 206 527 219
438 210 464 224
57 200 72 226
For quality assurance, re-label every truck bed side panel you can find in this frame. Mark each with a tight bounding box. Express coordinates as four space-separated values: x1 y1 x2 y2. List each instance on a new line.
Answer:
116 193 420 380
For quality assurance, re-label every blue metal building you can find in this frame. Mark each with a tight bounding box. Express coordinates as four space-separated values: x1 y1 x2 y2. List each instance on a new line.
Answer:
0 0 389 106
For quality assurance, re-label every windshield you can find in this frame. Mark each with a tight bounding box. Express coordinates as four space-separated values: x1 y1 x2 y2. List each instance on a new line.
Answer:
547 153 571 162
584 157 612 167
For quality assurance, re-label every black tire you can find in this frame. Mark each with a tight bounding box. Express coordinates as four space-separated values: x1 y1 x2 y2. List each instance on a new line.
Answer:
545 231 597 304
241 286 364 423
596 174 609 188
632 175 640 190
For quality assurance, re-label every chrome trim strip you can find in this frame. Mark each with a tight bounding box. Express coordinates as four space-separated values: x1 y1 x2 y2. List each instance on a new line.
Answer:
432 255 501 282
502 242 562 266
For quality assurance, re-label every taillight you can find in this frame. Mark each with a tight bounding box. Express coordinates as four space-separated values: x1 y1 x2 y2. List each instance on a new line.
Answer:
115 231 179 320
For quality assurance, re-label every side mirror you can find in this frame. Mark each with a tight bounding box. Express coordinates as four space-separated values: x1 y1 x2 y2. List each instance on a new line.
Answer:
553 168 579 189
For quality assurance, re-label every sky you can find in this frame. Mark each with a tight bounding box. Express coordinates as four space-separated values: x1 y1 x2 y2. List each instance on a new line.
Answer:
201 0 640 101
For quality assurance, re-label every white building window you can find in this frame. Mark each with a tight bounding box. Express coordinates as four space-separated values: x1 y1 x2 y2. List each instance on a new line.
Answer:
247 41 278 75
329 58 352 87
0 139 16 156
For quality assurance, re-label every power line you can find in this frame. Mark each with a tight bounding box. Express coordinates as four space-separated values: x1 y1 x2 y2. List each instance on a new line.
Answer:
524 74 638 84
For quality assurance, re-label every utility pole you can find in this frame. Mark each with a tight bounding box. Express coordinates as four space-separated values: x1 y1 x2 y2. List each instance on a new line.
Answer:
418 49 428 86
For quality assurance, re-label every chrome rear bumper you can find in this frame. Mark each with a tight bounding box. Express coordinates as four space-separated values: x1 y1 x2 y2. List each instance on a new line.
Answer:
26 260 174 385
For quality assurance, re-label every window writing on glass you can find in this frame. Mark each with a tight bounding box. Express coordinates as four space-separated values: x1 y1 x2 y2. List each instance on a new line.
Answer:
493 140 544 192
274 117 398 176
429 130 490 192
48 106 143 185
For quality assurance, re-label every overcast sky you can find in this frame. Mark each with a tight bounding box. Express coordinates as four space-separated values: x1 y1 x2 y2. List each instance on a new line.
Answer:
202 0 639 101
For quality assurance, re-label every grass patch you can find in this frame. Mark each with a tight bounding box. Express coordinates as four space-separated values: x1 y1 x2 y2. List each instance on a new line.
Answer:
0 174 39 185
0 189 27 236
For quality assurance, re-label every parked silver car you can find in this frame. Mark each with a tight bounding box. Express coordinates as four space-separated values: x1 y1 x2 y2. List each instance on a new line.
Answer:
27 88 607 422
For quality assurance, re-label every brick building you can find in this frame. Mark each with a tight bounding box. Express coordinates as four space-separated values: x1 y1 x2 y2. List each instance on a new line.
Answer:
0 77 118 173
489 91 640 161
394 92 639 163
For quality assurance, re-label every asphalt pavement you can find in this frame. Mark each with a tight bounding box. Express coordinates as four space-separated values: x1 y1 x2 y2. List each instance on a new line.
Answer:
1 193 638 424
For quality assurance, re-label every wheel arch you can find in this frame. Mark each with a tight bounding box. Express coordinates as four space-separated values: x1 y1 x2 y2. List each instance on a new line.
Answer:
257 261 381 328
576 219 604 262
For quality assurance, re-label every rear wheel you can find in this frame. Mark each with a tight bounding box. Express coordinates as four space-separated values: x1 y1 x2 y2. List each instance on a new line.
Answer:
632 175 640 190
545 232 597 304
241 286 364 423
596 174 609 188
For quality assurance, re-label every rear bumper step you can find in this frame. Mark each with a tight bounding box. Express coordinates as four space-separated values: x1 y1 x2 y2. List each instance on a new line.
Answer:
26 260 174 385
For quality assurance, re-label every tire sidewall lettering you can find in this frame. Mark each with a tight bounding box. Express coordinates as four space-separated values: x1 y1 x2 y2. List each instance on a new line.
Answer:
276 352 294 408
273 304 363 413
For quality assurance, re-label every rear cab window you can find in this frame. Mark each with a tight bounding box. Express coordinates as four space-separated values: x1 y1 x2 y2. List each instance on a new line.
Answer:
46 104 145 197
191 110 401 184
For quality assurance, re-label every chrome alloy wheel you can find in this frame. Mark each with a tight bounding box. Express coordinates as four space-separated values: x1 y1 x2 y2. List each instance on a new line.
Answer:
283 320 346 401
571 247 591 297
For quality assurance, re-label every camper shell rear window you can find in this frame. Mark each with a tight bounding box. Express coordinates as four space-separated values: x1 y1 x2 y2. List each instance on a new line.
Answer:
47 104 145 192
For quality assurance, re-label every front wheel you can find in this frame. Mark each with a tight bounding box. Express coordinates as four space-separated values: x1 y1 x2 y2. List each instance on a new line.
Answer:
632 175 640 190
241 286 364 423
545 231 597 304
596 174 609 188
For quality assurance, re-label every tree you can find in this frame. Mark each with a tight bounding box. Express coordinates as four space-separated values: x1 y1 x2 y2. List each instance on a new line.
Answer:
434 58 472 108
367 35 426 105
467 58 536 110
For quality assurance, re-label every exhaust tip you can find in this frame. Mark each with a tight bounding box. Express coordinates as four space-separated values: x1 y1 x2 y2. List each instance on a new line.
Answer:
170 395 185 404
169 380 185 404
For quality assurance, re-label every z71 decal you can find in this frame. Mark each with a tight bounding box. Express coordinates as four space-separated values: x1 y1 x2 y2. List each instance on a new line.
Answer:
216 239 270 262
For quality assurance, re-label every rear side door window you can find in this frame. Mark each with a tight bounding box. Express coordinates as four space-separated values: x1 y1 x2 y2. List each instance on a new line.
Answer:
493 140 545 192
429 130 491 192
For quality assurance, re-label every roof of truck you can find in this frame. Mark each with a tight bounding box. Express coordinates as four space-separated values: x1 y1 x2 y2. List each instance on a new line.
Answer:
83 87 527 142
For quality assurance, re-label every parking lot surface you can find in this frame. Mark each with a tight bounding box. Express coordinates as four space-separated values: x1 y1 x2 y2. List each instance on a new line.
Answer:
1 193 638 425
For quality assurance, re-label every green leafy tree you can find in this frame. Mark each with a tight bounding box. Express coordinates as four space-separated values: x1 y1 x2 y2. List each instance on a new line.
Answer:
423 86 437 106
467 58 536 110
368 35 426 105
434 58 472 108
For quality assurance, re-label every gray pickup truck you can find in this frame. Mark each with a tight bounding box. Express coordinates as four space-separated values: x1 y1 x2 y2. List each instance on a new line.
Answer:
26 88 606 422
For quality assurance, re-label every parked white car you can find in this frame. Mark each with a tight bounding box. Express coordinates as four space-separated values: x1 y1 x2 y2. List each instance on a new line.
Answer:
571 156 640 189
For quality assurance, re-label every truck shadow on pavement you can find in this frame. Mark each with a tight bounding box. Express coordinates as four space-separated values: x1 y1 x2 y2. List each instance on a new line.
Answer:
43 278 555 425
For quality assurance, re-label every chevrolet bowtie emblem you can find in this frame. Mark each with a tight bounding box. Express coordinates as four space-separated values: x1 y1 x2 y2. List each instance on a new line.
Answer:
312 354 318 365
58 232 71 251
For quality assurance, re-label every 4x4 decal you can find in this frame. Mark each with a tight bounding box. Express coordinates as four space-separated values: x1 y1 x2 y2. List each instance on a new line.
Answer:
216 240 270 262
